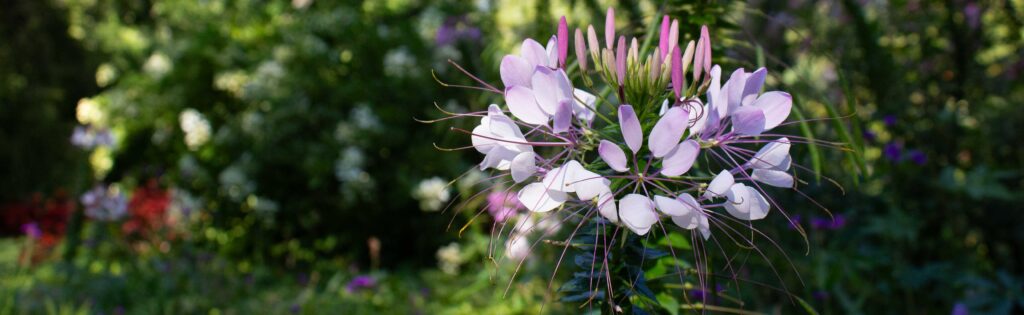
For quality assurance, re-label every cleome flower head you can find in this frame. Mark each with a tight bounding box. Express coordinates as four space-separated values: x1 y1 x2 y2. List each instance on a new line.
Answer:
430 7 838 309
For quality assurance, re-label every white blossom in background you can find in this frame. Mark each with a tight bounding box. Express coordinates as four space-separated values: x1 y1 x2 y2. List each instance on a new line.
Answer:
412 177 451 212
76 98 104 126
334 147 366 183
95 63 118 87
383 47 416 78
143 53 172 78
179 108 211 150
436 242 464 275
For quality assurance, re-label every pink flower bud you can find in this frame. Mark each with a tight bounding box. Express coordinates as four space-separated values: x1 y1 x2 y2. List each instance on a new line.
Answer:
671 46 683 99
658 15 670 58
605 8 616 49
574 28 587 72
616 36 626 85
587 25 599 57
557 16 569 68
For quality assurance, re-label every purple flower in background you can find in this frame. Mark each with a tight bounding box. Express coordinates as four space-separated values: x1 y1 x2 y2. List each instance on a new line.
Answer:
883 142 902 161
811 215 846 230
486 191 521 222
964 3 980 30
289 304 301 314
813 290 830 300
907 149 928 165
862 130 876 143
952 302 969 315
346 275 377 292
296 272 310 286
21 222 42 239
689 288 709 301
787 215 802 230
436 16 481 46
883 115 897 127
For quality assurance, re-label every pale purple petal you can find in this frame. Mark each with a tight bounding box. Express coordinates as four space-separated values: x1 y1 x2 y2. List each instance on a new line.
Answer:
500 55 533 88
557 16 569 68
661 139 699 176
751 169 793 188
520 38 549 68
648 106 689 158
510 151 537 183
552 100 572 133
518 183 567 213
750 91 792 130
619 194 658 235
701 102 721 140
618 105 643 154
721 68 746 117
704 170 734 198
505 86 549 125
731 106 766 136
545 36 558 68
531 68 573 115
654 195 690 217
599 140 629 172
742 67 767 106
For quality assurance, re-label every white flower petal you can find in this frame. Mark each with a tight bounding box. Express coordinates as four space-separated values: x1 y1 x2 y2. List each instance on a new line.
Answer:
597 192 618 223
724 184 770 220
542 160 584 193
510 152 538 183
749 137 791 170
572 89 597 122
704 170 734 199
654 195 690 217
751 169 793 188
620 194 658 235
573 169 610 200
518 183 567 213
480 146 519 171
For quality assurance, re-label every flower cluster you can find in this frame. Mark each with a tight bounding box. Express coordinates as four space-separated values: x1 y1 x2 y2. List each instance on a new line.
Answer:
81 185 128 221
435 8 815 302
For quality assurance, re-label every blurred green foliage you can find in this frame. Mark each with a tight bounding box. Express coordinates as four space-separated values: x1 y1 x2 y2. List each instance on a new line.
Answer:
1 0 1023 314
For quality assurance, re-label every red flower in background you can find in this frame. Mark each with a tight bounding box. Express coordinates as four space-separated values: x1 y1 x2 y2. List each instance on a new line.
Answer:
1 189 75 264
122 179 170 237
